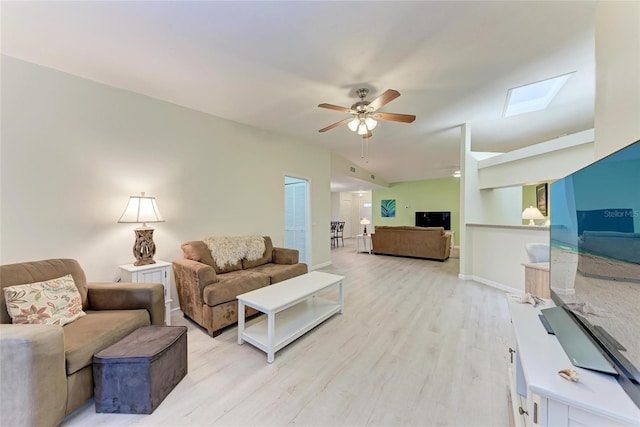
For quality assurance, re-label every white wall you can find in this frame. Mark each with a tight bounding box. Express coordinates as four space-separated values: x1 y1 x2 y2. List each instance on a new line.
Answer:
0 56 332 305
330 192 341 221
466 225 549 293
477 131 595 190
595 1 640 159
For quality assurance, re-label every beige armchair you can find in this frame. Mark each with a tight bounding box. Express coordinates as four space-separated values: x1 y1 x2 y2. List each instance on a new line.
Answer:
0 258 165 427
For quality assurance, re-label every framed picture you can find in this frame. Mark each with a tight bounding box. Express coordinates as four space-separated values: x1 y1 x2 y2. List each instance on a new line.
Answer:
381 199 396 218
536 183 548 216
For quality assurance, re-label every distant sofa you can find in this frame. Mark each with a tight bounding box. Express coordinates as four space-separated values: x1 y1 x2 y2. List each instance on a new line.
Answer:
371 226 451 261
0 258 164 427
172 236 307 337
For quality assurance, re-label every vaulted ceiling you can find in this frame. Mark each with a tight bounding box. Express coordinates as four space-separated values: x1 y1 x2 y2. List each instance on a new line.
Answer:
1 1 596 191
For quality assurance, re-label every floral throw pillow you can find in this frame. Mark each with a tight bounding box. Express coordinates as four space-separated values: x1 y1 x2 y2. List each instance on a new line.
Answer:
4 274 86 326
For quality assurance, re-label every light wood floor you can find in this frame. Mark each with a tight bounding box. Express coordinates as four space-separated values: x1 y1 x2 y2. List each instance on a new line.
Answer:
63 239 514 426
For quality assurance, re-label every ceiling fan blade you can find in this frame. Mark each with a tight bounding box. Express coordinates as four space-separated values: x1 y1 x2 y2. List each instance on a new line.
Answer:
319 118 351 133
318 103 352 113
367 89 400 112
373 112 416 123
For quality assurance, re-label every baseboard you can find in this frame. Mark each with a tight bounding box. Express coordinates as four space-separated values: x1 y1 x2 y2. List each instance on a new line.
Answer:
311 261 332 270
462 274 521 294
551 286 575 296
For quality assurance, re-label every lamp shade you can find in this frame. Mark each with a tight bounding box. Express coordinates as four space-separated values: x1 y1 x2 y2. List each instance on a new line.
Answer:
360 217 370 235
365 116 377 130
118 192 164 226
522 206 544 226
348 117 359 131
357 121 368 135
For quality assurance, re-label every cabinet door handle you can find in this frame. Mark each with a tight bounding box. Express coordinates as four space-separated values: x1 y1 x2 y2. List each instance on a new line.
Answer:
518 406 528 416
533 402 538 424
509 347 516 364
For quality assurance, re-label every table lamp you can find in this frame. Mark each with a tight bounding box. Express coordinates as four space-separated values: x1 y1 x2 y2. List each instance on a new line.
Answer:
360 217 371 235
522 206 544 226
118 192 164 265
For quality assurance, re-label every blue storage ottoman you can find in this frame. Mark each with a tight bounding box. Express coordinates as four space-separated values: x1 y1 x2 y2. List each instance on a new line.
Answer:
93 325 187 414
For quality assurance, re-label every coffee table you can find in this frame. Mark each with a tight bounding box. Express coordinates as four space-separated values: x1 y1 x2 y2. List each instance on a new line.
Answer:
237 271 344 363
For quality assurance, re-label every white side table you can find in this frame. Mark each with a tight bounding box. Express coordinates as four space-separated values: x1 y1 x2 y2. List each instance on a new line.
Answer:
119 260 172 325
356 234 372 253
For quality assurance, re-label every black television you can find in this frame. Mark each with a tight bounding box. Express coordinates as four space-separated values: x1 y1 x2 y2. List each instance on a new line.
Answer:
415 211 450 230
547 139 640 408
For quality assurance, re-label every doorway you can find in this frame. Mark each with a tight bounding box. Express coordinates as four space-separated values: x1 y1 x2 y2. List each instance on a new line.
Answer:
284 176 310 264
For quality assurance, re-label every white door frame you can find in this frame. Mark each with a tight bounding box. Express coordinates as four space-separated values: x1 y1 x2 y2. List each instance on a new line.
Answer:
284 174 311 265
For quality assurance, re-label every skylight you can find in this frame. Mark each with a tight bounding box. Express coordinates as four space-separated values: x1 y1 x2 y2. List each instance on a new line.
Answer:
503 72 575 117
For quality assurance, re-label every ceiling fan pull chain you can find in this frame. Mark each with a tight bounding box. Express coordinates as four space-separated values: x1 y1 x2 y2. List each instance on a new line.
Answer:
361 135 369 160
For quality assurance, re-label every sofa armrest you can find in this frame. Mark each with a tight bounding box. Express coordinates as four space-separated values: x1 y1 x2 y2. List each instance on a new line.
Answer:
272 247 299 265
0 324 67 427
442 234 452 259
87 282 165 325
172 259 217 315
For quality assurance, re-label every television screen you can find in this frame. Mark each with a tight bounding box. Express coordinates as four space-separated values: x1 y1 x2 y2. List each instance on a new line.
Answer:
415 211 450 230
550 139 640 404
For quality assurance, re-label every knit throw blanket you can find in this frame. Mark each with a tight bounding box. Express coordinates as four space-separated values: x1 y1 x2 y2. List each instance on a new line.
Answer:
203 235 265 269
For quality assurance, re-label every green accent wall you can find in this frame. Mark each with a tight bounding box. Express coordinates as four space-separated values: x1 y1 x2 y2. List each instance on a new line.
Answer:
522 185 537 216
522 184 550 225
372 177 460 245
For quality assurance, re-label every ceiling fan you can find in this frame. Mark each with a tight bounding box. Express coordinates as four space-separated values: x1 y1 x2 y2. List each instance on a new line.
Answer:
318 88 416 137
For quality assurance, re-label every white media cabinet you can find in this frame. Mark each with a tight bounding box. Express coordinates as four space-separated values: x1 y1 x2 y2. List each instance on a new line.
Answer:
507 296 640 427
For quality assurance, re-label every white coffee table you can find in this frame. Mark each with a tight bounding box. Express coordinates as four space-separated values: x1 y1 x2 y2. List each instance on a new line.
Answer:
237 271 345 363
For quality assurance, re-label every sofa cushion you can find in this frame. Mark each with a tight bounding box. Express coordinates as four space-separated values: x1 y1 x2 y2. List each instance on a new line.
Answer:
242 236 274 269
202 270 270 306
63 309 150 375
4 274 86 326
181 240 242 274
250 262 308 284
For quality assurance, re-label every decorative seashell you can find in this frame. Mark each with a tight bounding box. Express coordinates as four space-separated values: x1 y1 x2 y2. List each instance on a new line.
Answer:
558 369 580 382
518 293 539 307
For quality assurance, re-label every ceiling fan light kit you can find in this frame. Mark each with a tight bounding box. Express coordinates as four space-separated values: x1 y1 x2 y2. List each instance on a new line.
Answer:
318 88 416 137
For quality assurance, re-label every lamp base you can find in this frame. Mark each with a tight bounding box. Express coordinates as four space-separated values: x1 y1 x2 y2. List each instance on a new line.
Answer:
528 219 536 226
133 227 157 266
363 226 367 235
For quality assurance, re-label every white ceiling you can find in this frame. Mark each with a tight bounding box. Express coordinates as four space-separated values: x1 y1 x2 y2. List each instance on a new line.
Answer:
1 1 596 192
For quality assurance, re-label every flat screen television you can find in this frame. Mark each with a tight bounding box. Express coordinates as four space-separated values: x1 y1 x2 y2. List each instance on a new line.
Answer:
547 139 640 408
415 211 451 230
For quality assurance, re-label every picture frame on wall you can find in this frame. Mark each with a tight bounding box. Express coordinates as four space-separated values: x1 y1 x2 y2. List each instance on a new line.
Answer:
381 199 396 218
536 183 548 216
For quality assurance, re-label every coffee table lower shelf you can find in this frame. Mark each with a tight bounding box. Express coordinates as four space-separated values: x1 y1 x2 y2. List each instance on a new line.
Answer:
241 297 340 360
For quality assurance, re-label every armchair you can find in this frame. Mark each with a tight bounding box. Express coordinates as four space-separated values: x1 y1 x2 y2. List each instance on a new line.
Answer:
0 258 164 427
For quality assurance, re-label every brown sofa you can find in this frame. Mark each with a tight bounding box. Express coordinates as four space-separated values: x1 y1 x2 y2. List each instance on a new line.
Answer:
172 236 307 337
371 226 451 261
0 258 165 427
